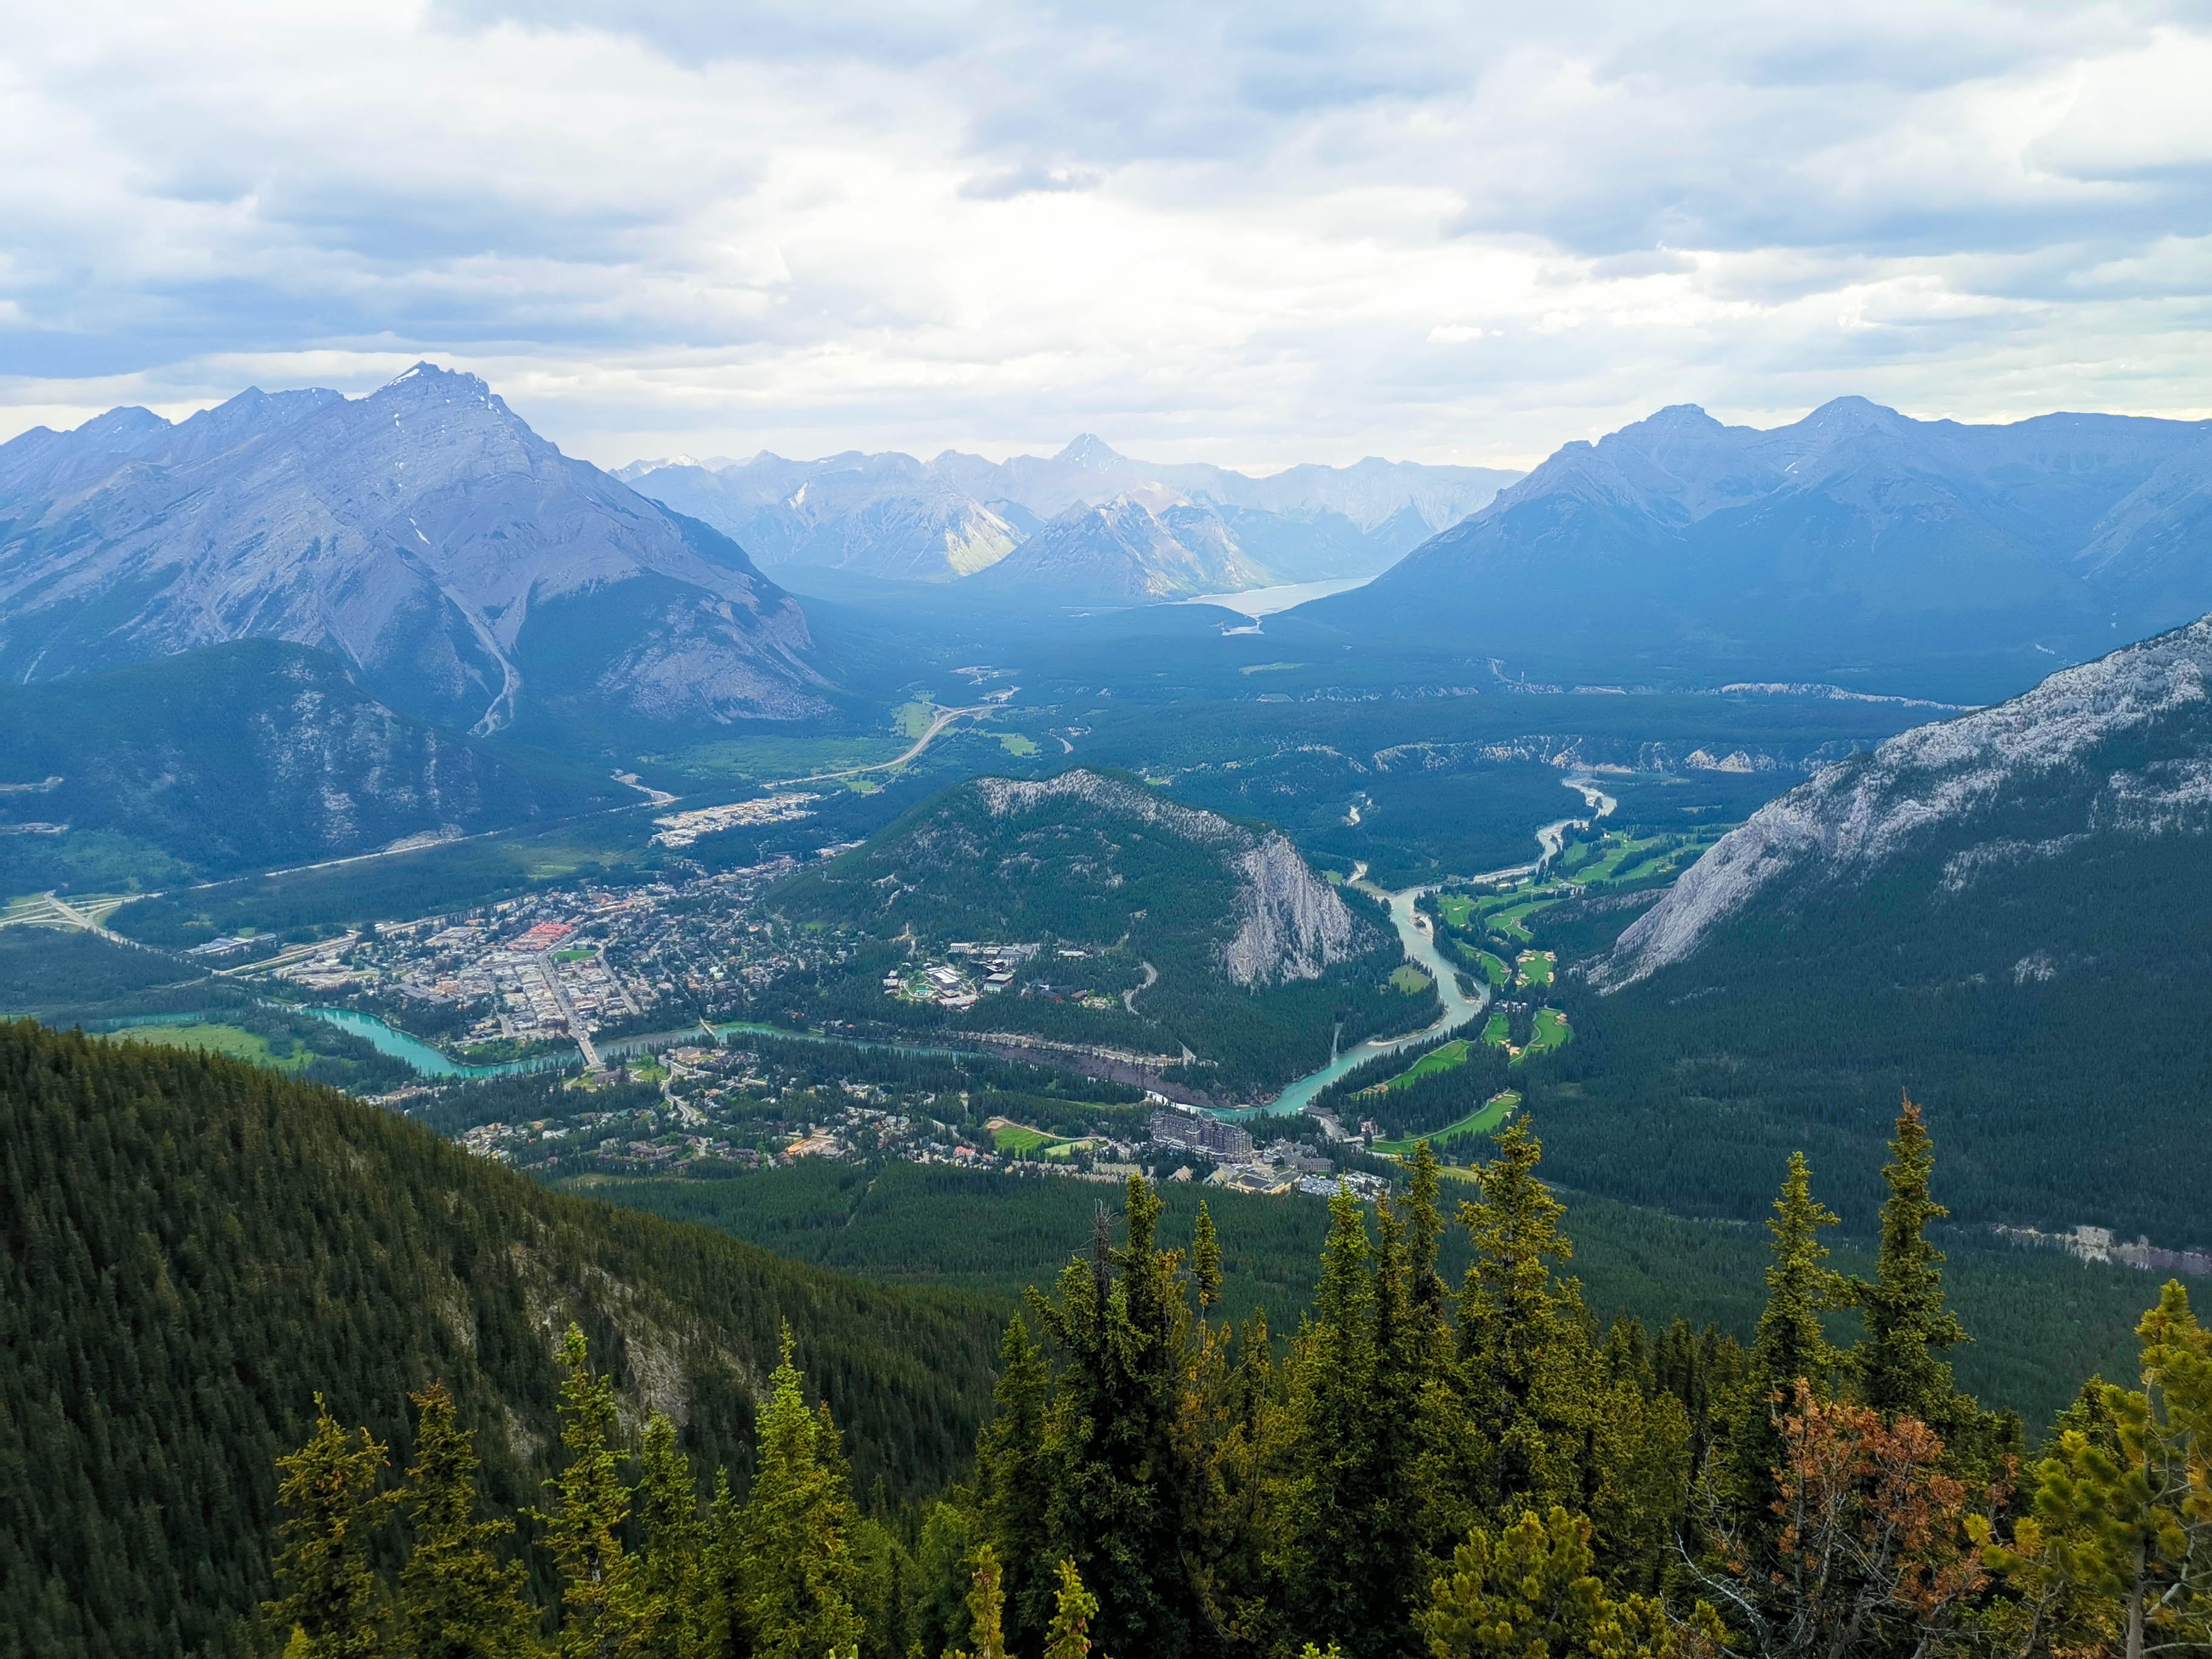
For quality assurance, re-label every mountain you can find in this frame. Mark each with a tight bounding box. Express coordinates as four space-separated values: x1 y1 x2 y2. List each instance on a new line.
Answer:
0 366 831 736
0 640 627 894
1526 614 2212 1246
0 1018 1003 1659
771 768 1432 1096
968 497 1272 603
622 437 1519 589
1297 398 2212 699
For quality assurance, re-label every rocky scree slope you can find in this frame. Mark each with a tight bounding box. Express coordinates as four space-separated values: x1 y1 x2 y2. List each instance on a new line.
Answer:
1596 610 2212 990
0 366 829 734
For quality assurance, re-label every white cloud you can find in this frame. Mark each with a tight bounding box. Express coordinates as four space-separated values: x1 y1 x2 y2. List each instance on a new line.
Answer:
2 0 2210 471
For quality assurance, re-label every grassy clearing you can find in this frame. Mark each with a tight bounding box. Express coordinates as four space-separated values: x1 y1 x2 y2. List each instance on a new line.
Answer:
1389 964 1433 994
997 732 1040 757
990 1121 1056 1155
643 734 908 784
95 1022 309 1070
894 701 936 739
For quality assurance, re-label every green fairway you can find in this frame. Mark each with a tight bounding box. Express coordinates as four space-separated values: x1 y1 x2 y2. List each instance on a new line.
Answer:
1373 1090 1521 1157
1436 893 1476 928
1481 1011 1511 1048
991 1122 1055 1155
1453 940 1512 986
1517 950 1556 987
1521 1007 1572 1057
1376 1037 1470 1090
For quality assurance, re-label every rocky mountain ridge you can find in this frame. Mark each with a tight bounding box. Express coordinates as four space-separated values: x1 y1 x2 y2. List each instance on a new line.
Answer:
0 366 830 734
1595 611 2212 988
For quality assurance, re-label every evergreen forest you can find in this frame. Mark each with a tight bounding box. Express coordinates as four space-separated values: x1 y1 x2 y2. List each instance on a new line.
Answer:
7 1018 2207 1659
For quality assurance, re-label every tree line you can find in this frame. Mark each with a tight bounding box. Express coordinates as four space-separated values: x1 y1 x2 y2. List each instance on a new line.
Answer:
261 1104 2210 1659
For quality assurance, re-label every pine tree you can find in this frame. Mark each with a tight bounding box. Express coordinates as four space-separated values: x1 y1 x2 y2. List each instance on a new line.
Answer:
263 1395 398 1659
1994 1281 2212 1659
1042 1559 1099 1659
1728 1151 1845 1535
1417 1507 1717 1659
1851 1098 1969 1430
536 1324 640 1659
1457 1122 1594 1520
1031 1173 1203 1659
973 1315 1053 1651
945 1544 1007 1659
1284 1184 1382 1653
738 1329 863 1659
1192 1202 1224 1315
397 1382 538 1659
631 1412 704 1659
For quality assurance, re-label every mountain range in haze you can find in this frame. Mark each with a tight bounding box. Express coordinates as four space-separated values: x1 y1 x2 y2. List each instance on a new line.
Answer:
1298 397 2212 699
619 437 1521 595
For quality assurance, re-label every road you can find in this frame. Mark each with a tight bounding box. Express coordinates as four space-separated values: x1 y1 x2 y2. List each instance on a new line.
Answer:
774 704 991 786
535 950 603 1068
1123 960 1158 1014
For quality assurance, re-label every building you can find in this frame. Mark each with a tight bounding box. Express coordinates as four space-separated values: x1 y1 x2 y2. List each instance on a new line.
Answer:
1150 1105 1255 1162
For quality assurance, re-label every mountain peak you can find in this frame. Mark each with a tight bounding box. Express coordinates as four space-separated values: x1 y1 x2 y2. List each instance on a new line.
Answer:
1054 433 1124 468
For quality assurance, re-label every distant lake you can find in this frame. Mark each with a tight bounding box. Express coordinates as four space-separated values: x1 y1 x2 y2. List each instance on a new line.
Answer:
1179 577 1370 617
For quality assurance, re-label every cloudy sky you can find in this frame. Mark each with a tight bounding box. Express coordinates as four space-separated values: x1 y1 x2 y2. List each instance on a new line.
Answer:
4 0 2211 470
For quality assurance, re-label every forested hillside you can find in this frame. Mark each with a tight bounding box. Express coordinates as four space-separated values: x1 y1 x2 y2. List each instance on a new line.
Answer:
0 640 626 894
1530 615 2212 1245
0 1022 1004 1659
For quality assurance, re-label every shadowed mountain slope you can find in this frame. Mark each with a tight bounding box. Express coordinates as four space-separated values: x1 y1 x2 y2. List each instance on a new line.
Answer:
1298 398 2212 699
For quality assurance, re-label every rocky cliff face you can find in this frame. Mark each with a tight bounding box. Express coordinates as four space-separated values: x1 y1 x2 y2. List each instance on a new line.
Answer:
1595 612 2212 988
0 366 829 733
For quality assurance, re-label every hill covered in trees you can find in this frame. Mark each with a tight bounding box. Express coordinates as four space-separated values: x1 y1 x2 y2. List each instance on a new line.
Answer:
0 1020 1004 1659
770 768 1435 1098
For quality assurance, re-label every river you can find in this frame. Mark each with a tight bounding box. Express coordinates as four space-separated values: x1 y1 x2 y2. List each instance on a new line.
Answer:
301 1007 579 1079
1217 870 1488 1121
1215 774 1615 1121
